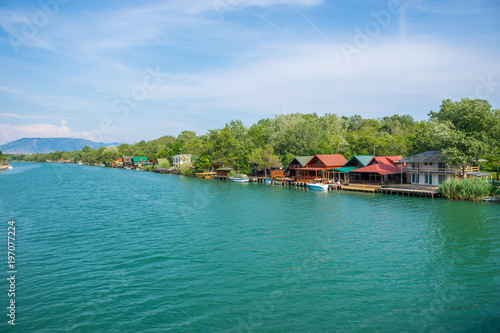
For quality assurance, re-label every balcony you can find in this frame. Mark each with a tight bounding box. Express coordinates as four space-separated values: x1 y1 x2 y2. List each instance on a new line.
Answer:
402 166 479 175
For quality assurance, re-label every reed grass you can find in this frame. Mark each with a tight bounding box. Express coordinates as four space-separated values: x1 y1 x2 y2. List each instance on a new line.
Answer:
439 178 494 201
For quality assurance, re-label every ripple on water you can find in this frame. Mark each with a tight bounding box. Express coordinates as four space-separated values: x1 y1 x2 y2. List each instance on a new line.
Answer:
1 163 499 332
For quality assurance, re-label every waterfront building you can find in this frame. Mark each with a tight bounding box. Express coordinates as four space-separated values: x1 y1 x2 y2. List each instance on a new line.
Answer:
396 151 480 185
286 156 314 179
348 155 403 185
123 156 134 168
252 162 284 178
213 167 234 180
172 154 193 169
295 154 347 182
111 157 123 168
323 155 374 183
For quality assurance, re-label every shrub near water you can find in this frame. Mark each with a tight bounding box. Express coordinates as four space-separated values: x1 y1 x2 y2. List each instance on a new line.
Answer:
439 178 493 201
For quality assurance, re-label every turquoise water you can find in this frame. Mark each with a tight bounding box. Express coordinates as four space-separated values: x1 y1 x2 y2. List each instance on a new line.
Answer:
0 162 499 332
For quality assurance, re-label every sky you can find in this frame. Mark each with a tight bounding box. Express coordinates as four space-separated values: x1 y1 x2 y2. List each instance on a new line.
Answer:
0 0 499 145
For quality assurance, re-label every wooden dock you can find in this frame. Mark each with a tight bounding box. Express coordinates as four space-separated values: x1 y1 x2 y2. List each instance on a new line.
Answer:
341 184 381 193
195 172 216 179
379 185 440 198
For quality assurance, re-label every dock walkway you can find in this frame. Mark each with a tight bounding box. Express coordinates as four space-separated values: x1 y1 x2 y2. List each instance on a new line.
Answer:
380 184 440 198
341 184 381 193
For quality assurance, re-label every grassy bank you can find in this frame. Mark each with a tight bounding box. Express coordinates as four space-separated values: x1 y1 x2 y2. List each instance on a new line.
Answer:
439 178 500 201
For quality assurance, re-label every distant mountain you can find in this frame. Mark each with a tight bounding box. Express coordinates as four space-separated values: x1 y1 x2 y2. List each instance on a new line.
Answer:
0 138 122 154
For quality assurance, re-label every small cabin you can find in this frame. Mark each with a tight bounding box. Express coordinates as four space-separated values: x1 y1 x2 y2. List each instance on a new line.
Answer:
213 167 234 180
286 156 314 179
123 156 134 168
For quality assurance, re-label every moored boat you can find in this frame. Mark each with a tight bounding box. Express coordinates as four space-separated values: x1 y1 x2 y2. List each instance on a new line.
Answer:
307 183 329 191
230 174 249 183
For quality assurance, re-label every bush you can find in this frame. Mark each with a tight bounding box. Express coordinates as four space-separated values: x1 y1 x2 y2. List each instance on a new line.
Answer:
439 178 493 201
180 168 195 177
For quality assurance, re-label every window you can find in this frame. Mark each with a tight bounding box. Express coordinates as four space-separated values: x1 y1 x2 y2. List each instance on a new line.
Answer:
438 162 446 169
429 174 433 184
425 174 428 184
438 175 445 184
412 174 420 184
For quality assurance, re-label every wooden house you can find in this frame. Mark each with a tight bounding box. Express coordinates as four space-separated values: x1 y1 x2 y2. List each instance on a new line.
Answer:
396 151 479 185
323 155 374 183
286 156 314 179
252 162 284 178
132 156 148 169
348 155 402 185
213 167 234 180
112 157 123 168
123 156 134 168
295 154 347 182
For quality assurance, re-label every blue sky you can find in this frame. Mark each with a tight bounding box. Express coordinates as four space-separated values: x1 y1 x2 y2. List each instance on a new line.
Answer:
0 0 499 145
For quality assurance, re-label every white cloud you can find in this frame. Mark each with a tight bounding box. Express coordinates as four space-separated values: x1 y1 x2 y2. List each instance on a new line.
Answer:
0 122 92 145
147 39 500 119
0 85 23 94
0 113 69 120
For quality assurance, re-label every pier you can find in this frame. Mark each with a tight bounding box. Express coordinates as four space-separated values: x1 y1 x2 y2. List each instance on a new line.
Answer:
379 184 440 198
340 184 381 193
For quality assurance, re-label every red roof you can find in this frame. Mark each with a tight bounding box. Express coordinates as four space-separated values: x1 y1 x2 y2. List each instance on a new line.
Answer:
296 167 328 171
350 163 402 175
311 154 348 167
371 156 402 166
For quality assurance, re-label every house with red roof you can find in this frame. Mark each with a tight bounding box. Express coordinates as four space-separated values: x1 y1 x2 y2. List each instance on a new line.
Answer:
348 155 403 185
295 154 347 182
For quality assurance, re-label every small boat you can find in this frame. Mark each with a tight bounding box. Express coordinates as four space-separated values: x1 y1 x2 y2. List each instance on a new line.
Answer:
307 183 329 191
230 174 249 183
7 165 13 169
483 197 500 202
264 179 272 184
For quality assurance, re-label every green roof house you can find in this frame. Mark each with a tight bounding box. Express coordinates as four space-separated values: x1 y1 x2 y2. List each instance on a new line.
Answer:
286 156 314 179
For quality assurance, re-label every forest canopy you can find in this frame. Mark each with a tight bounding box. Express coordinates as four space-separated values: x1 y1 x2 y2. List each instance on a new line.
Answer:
8 98 500 174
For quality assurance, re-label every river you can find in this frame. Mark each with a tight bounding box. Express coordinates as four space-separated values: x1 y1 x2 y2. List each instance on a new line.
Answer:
0 162 498 332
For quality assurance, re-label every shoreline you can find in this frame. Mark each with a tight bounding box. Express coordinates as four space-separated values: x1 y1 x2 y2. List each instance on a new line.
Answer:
9 161 500 202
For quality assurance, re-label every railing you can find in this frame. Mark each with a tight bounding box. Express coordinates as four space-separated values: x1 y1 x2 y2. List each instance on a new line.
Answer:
402 166 479 174
296 176 321 182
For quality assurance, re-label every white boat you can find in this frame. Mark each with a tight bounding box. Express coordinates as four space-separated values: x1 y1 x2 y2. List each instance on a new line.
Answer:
307 183 329 191
7 165 13 169
230 174 249 183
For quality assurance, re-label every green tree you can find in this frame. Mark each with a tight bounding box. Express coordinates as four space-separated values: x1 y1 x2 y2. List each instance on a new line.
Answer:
248 145 281 177
429 98 499 172
156 148 168 159
195 155 212 172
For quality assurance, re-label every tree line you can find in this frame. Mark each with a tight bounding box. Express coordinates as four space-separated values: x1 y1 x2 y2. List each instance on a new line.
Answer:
7 98 500 174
